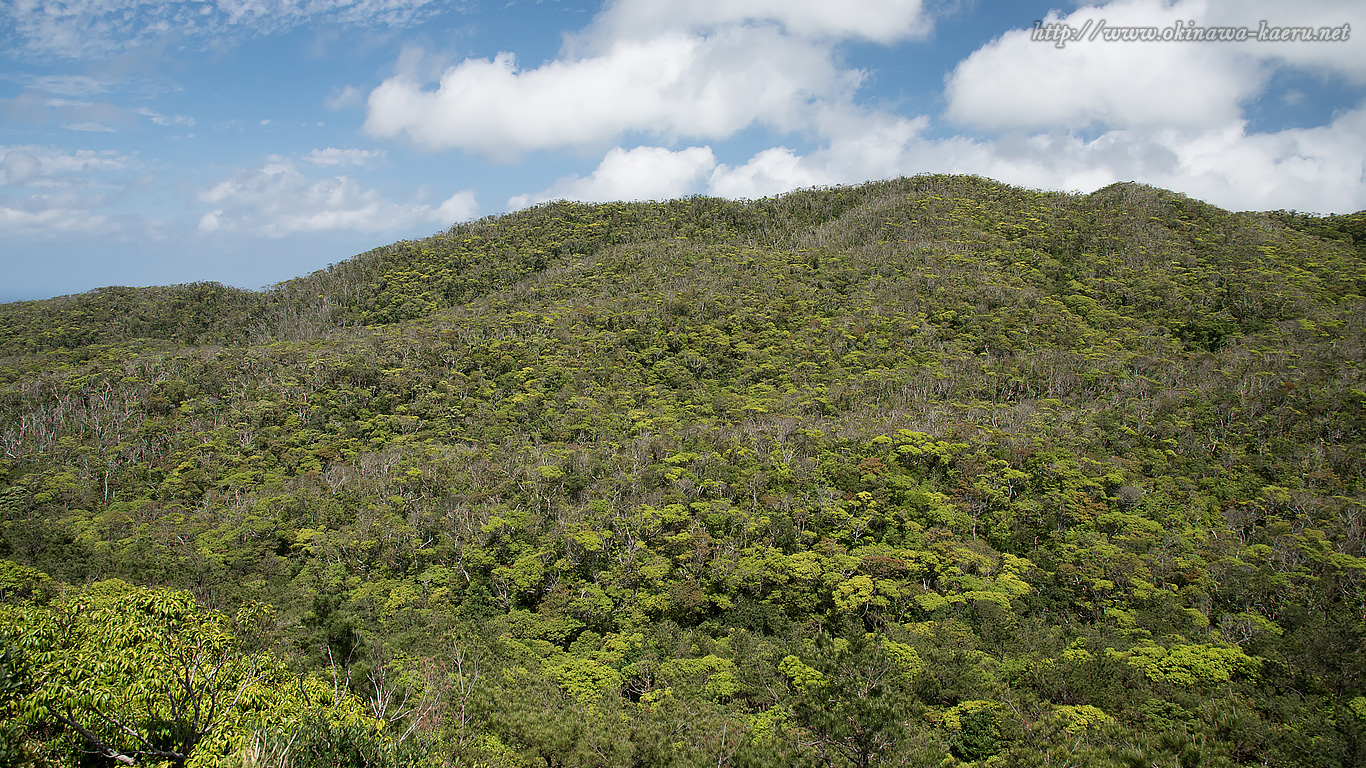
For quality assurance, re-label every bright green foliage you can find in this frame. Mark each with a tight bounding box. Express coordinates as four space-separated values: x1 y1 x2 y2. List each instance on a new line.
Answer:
1118 642 1256 687
248 718 432 768
0 580 377 767
945 701 1002 762
1051 704 1116 733
0 175 1364 767
0 642 30 767
657 654 741 700
0 561 47 603
544 654 625 705
778 654 826 694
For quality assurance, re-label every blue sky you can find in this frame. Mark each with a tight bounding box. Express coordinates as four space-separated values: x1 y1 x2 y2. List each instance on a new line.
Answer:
2 0 1364 302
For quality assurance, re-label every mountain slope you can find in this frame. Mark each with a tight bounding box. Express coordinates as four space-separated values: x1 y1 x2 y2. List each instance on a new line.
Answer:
1 175 1364 767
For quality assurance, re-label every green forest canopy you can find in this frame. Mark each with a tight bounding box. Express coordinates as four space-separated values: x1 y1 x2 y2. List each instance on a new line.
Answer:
0 174 1364 767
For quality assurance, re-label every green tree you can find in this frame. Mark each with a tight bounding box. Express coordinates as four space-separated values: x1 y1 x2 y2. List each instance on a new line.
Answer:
783 631 924 768
0 642 30 767
0 579 374 767
2 580 265 765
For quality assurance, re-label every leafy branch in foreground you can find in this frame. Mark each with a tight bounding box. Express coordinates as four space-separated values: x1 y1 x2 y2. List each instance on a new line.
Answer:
0 579 377 766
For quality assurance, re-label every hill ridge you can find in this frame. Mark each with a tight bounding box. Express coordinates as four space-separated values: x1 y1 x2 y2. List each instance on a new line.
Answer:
4 174 1361 360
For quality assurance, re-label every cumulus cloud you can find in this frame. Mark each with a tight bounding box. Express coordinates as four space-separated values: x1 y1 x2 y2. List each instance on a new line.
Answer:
197 154 475 237
489 2 1366 215
365 27 861 158
629 0 1365 213
1152 109 1366 212
1 0 443 60
708 147 824 199
917 0 1366 212
360 0 938 159
509 145 717 208
945 0 1258 131
1204 0 1366 80
945 0 1365 132
0 150 42 187
692 106 1366 213
360 0 1366 216
433 190 478 223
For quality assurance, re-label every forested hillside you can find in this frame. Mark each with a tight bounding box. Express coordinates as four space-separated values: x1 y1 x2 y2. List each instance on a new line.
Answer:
1 175 1364 767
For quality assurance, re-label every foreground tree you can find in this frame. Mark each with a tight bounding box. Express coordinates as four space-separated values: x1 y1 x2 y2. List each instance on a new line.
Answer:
1 579 266 765
0 577 377 767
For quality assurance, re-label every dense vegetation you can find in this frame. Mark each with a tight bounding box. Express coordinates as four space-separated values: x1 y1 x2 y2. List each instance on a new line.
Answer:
1 175 1364 767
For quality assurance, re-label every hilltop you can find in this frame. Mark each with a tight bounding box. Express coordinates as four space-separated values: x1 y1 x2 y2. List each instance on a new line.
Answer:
1 175 1364 767
4 175 1361 355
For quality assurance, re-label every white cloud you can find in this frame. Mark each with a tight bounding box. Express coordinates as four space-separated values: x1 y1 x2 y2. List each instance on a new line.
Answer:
585 0 932 45
0 144 136 235
198 209 223 233
133 107 194 127
706 112 930 198
945 0 1366 132
0 144 130 185
62 121 118 132
365 27 861 158
696 107 1366 214
2 90 196 132
510 145 718 208
304 147 387 166
1204 0 1366 81
326 85 365 110
1156 109 1366 212
709 147 823 199
945 0 1259 131
361 0 935 159
0 204 114 234
197 155 474 237
0 150 42 186
918 0 1366 212
433 190 478 223
2 0 443 60
482 0 1366 216
23 74 114 97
